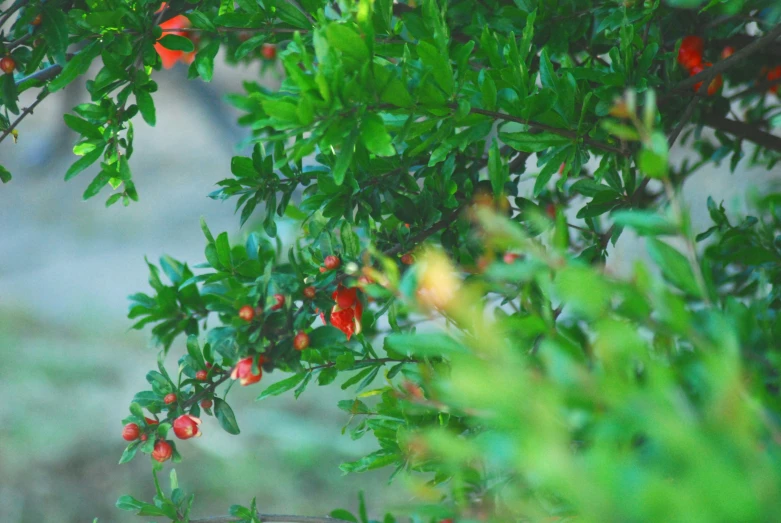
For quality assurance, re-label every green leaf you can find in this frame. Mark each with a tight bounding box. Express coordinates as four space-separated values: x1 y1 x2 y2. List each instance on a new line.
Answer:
116 495 145 511
195 40 220 82
118 443 139 464
83 169 112 200
385 333 467 357
49 42 103 92
333 130 357 186
135 90 156 127
611 210 678 236
256 373 307 400
638 131 669 179
330 509 358 523
231 156 257 178
326 24 369 62
215 232 232 269
500 131 571 152
213 398 240 435
341 221 360 257
417 41 454 96
360 114 395 157
63 114 103 140
647 238 702 297
0 165 11 183
488 140 506 196
158 34 195 52
186 335 205 369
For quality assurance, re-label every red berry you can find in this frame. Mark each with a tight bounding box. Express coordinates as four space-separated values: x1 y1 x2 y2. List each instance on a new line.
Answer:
173 414 202 440
31 14 42 26
200 399 213 409
721 46 734 60
293 331 310 351
767 66 781 94
0 56 15 74
140 434 148 441
503 252 520 264
324 255 341 270
238 304 255 322
261 43 276 60
690 62 722 96
401 253 414 265
145 417 159 426
303 286 316 299
195 370 208 381
270 294 285 311
122 423 140 441
231 356 263 386
164 393 176 405
152 440 173 462
677 35 703 70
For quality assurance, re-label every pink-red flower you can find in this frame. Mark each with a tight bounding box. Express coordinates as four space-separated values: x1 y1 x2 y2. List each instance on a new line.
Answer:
231 356 263 386
328 285 363 340
152 440 173 462
154 6 196 69
173 414 202 439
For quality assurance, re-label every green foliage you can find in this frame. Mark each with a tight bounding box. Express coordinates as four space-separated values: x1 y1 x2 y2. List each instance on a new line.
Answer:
4 0 781 522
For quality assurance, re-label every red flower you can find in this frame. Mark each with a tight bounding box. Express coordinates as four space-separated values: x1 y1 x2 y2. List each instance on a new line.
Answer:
238 305 255 322
328 285 363 340
270 294 285 311
145 417 159 426
164 393 177 405
231 356 263 386
152 440 173 462
721 46 735 60
122 423 140 441
690 62 722 96
677 35 703 70
303 286 316 299
154 14 196 69
173 414 202 439
767 66 781 94
324 255 341 270
195 370 208 381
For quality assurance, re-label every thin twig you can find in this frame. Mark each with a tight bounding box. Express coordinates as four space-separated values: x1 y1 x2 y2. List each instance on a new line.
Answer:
384 207 464 257
187 511 345 523
14 63 62 85
0 0 27 29
468 107 629 157
0 89 48 146
179 372 232 410
702 113 781 153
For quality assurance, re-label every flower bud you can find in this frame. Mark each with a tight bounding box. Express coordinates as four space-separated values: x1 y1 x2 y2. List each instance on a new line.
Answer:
173 414 202 440
152 440 173 462
122 423 140 441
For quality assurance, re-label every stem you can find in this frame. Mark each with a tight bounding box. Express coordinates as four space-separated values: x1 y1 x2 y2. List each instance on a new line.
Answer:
467 107 629 157
701 114 781 154
180 371 232 410
189 515 354 523
0 89 48 146
310 357 419 371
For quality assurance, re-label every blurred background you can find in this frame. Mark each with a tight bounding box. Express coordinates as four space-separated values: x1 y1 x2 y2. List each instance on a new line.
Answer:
0 57 408 522
0 52 778 523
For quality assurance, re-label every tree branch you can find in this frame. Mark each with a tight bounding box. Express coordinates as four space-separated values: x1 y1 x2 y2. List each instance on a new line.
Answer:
384 206 463 257
467 107 629 157
0 89 48 146
0 0 27 30
701 114 781 153
190 514 354 523
180 371 232 410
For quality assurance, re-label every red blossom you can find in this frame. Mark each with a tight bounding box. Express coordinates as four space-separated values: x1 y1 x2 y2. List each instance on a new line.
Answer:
173 414 202 439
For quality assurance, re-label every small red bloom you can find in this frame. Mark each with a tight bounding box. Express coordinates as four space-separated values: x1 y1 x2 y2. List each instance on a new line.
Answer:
31 14 42 26
721 46 734 60
324 255 341 271
154 14 196 69
767 66 781 94
293 331 310 351
200 399 213 409
303 286 316 299
152 440 173 462
122 423 140 441
231 356 263 386
328 285 363 340
145 417 159 426
140 434 148 441
173 414 202 440
0 56 15 74
401 253 414 265
677 35 703 70
503 252 520 264
319 266 327 273
195 370 208 381
238 305 255 322
164 393 177 405
270 294 285 311
690 62 722 96
546 203 556 219
261 43 276 60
